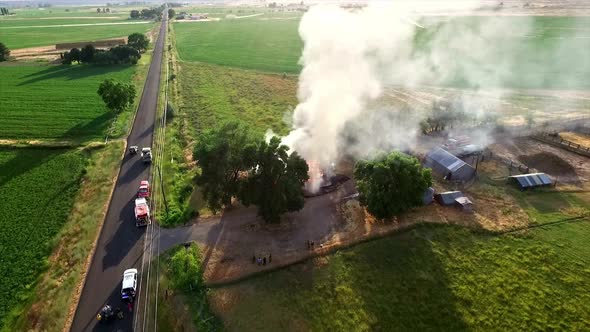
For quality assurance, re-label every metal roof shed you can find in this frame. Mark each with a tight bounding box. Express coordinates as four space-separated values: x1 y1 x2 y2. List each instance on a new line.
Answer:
424 147 476 182
423 187 435 205
434 191 464 206
509 173 553 190
454 196 473 212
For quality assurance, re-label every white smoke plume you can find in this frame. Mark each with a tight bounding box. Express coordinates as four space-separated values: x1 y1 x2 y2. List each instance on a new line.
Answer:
276 1 589 185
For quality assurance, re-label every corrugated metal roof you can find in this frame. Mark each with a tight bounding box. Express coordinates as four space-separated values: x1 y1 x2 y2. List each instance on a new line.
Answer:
510 173 552 188
435 191 464 205
426 148 468 172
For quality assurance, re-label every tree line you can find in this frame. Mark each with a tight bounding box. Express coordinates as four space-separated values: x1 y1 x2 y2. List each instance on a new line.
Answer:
0 8 10 15
130 5 165 20
193 121 432 223
61 33 148 65
0 42 9 62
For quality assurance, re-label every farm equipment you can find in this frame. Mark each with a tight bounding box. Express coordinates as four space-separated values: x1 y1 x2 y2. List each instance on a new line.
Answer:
129 146 139 155
137 180 150 199
141 147 152 163
134 197 150 227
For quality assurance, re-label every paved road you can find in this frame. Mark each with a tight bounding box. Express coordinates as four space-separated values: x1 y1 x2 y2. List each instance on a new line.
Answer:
70 13 166 332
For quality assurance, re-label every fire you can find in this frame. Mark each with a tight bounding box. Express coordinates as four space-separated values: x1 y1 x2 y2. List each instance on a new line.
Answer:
306 160 323 184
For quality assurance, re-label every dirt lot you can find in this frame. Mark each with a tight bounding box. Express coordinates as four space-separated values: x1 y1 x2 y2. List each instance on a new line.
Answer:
488 136 590 184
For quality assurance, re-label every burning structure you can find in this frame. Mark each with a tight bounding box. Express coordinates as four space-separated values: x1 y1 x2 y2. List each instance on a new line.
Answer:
304 160 349 197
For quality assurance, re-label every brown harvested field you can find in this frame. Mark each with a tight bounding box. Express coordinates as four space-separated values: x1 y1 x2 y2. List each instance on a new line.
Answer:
10 37 127 62
560 132 590 147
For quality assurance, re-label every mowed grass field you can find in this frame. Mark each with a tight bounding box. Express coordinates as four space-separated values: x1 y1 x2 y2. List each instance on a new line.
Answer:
0 147 86 328
174 18 302 73
0 22 154 49
210 221 590 331
178 62 296 136
0 64 135 140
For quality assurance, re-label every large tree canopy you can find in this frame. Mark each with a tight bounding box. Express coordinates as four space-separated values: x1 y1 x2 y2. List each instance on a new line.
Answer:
127 33 149 52
355 152 432 219
239 137 309 223
97 79 136 113
193 121 258 213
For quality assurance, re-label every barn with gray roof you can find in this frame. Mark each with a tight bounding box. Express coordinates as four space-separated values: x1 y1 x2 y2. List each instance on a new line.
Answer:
423 147 476 182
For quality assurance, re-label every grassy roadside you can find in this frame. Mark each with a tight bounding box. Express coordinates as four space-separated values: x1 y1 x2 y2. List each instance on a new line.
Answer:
7 141 124 332
8 24 162 332
159 24 299 226
156 244 221 332
157 23 201 226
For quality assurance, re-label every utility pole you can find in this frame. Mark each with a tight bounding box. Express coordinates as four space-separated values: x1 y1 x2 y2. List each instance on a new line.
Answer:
158 165 169 217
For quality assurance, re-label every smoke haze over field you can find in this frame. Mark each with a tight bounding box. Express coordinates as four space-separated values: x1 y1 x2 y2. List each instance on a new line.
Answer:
276 1 590 183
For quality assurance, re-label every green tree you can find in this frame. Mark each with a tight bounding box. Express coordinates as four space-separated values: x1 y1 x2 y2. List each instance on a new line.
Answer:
130 9 140 19
193 121 258 213
169 244 202 290
354 152 432 219
97 79 136 113
239 137 309 223
127 32 149 52
68 48 81 63
0 42 9 62
80 44 96 63
168 8 175 18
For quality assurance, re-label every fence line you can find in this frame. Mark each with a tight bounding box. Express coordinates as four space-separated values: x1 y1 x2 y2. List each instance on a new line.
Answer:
532 132 590 158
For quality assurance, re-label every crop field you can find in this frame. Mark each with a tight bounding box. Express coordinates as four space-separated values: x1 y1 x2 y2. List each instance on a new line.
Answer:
173 18 302 73
174 15 590 88
209 220 590 331
413 16 590 89
178 62 297 136
0 22 154 49
0 64 135 140
0 147 85 328
5 6 131 18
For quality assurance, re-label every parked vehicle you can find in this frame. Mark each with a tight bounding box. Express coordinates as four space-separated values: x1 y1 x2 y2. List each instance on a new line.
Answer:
138 180 150 199
129 146 139 155
121 268 138 302
134 197 150 227
141 147 152 163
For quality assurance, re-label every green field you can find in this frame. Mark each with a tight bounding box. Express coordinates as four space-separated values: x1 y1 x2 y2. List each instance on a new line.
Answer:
413 16 590 89
178 62 296 136
210 221 590 331
173 18 302 73
4 6 131 18
0 64 136 140
174 15 590 88
0 22 154 49
0 147 86 328
0 18 133 27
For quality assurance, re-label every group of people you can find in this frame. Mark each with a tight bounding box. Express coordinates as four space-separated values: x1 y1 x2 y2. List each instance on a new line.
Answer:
252 253 272 266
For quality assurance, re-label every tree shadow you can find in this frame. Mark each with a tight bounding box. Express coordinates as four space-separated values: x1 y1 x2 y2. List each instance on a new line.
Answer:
0 112 113 188
101 195 145 270
348 224 470 331
17 64 131 86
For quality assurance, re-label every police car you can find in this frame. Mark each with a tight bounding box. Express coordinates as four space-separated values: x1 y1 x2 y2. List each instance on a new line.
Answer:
121 268 138 302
